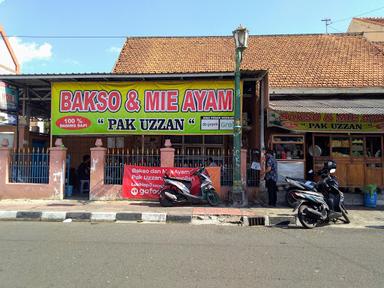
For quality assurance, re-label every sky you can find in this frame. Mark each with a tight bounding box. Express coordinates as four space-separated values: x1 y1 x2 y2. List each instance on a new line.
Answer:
0 0 383 74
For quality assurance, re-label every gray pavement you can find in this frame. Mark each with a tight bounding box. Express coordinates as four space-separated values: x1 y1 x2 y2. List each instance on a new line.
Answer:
0 199 383 228
0 222 383 288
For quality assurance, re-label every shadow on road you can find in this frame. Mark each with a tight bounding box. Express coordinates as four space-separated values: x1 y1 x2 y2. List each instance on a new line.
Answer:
365 225 384 229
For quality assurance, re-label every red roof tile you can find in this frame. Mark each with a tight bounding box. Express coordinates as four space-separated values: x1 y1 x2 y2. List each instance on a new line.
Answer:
113 33 384 88
354 17 384 27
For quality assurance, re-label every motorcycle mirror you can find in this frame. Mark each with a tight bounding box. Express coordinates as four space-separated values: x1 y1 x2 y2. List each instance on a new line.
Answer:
330 168 336 174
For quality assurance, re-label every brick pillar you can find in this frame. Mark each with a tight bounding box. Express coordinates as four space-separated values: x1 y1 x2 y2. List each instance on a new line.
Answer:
90 139 107 200
0 139 11 186
49 138 67 200
160 139 175 167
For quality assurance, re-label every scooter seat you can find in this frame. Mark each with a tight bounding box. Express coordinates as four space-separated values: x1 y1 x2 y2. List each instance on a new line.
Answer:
302 191 323 197
286 176 305 182
164 175 192 185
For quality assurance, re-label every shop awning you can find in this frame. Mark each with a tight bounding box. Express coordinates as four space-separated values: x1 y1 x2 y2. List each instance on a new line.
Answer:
268 98 384 133
269 98 384 115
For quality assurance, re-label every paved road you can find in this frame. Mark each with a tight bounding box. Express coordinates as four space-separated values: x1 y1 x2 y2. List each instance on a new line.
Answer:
0 222 383 288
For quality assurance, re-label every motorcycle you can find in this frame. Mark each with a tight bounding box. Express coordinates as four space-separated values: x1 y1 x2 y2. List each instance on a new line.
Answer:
285 170 317 207
290 161 350 229
158 167 220 207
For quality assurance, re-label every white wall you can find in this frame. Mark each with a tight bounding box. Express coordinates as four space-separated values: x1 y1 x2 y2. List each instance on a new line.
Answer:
0 35 17 74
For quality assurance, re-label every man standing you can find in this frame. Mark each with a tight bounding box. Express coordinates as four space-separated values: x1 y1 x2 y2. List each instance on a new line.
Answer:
264 149 278 207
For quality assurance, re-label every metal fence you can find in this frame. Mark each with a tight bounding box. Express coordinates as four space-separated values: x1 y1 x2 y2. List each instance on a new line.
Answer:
247 168 260 187
104 148 160 185
174 149 233 186
246 150 260 187
9 148 50 184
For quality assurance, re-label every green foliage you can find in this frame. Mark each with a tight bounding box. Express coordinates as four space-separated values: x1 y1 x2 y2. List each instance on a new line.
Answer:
364 184 377 197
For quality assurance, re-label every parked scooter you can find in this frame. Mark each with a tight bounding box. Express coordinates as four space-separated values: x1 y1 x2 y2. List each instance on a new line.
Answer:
285 170 317 207
290 161 350 229
158 167 220 207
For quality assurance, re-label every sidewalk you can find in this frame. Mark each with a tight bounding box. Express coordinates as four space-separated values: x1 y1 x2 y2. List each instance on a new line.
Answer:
0 199 383 229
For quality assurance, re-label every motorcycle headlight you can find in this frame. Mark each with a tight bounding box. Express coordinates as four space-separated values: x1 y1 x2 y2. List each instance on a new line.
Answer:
330 168 336 174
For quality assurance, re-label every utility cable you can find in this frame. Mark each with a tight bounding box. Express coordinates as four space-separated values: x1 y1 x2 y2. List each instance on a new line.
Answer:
331 5 384 24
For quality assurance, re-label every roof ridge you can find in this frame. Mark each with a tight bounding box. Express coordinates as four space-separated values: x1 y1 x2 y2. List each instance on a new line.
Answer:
126 32 364 40
353 17 384 26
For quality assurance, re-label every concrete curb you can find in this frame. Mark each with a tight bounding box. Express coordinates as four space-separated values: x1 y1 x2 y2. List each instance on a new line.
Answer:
0 210 18 220
16 211 42 221
116 212 142 222
91 212 116 222
0 210 297 227
41 211 67 222
66 212 92 221
142 212 166 223
266 215 297 227
166 214 192 223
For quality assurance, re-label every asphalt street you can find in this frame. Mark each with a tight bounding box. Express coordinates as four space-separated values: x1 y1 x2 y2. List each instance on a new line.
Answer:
0 222 383 288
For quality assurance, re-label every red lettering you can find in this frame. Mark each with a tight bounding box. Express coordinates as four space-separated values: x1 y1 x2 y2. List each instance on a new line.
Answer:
217 89 233 111
323 114 333 122
96 91 108 112
71 91 83 111
108 91 121 112
182 90 196 112
125 90 140 112
160 91 166 111
336 114 358 122
60 91 72 112
167 90 178 111
204 90 218 111
83 91 97 111
145 91 160 111
194 90 206 111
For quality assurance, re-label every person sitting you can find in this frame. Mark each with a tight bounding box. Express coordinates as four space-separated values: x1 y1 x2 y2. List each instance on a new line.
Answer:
77 155 90 193
207 157 217 167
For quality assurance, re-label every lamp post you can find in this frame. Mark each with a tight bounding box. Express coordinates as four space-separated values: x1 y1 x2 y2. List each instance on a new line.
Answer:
232 25 249 207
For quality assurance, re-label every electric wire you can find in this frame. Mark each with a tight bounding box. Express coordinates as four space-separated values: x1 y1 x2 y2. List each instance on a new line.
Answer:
331 5 384 24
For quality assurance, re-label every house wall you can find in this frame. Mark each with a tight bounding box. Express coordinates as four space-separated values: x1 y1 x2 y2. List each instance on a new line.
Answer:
348 20 384 42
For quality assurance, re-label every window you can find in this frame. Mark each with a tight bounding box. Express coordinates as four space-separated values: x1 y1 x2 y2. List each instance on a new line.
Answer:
313 136 330 157
331 137 350 158
272 135 304 160
351 137 364 157
366 136 381 158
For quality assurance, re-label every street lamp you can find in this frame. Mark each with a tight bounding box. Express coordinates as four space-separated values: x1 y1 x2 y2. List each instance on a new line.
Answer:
232 25 249 207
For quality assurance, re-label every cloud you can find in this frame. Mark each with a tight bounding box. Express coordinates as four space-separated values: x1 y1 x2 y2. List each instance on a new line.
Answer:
107 46 121 54
8 37 52 65
0 0 5 4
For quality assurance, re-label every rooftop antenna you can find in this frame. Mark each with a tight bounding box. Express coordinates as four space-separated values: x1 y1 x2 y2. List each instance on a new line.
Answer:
321 18 332 34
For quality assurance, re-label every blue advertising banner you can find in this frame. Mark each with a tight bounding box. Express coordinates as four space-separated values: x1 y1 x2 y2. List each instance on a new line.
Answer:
0 81 18 112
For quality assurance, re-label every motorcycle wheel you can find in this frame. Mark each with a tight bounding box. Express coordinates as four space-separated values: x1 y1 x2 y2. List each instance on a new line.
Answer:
286 188 297 208
298 203 319 229
207 189 220 206
159 190 174 207
340 207 350 224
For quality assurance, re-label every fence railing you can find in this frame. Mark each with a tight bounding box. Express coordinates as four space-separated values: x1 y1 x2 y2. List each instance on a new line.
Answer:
104 148 160 185
9 148 50 184
174 149 233 186
247 168 260 187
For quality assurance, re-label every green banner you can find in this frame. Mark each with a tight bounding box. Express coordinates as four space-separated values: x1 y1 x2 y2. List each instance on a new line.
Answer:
51 81 237 135
268 110 384 133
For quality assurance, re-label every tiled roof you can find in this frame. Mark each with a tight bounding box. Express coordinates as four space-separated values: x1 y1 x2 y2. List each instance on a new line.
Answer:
113 33 384 88
270 98 384 114
354 17 384 27
373 42 384 52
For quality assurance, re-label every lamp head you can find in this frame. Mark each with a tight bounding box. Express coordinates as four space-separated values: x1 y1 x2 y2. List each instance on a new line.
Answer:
233 25 249 49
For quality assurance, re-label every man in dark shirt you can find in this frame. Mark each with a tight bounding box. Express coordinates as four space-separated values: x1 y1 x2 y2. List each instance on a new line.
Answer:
78 155 90 182
264 149 278 207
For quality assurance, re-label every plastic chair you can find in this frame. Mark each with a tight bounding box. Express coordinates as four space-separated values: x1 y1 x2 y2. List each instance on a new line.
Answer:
80 180 90 194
